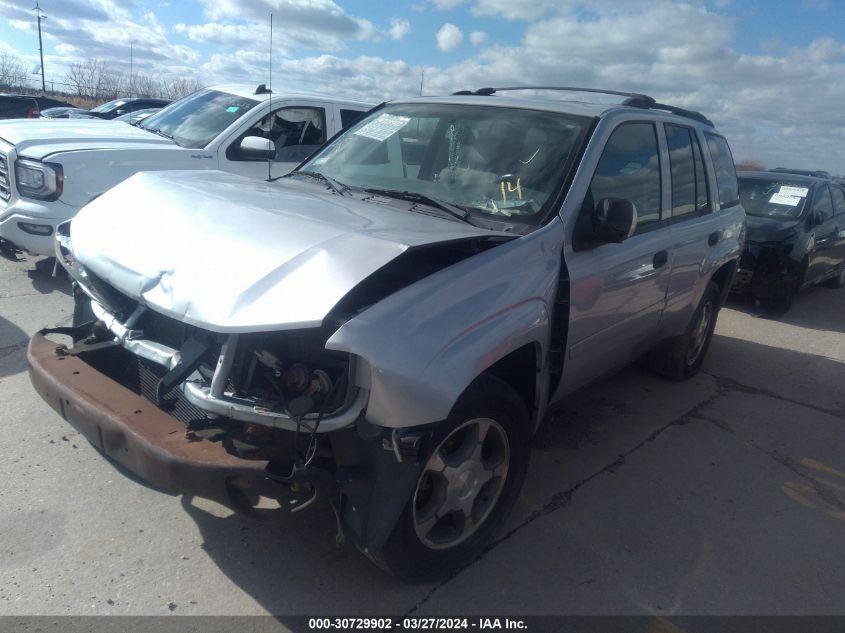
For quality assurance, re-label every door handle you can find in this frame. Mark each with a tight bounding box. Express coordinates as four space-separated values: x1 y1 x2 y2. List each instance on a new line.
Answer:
653 250 668 269
708 231 720 246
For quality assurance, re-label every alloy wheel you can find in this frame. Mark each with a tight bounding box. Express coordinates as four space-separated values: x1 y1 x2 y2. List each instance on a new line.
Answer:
412 418 510 550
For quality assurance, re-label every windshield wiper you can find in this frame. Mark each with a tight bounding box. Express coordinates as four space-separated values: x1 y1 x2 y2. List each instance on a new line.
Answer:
363 188 477 226
145 127 173 140
281 171 350 196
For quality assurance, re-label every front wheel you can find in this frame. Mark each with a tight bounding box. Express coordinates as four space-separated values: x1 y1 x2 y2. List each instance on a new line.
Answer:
822 261 845 289
647 281 721 381
373 374 530 581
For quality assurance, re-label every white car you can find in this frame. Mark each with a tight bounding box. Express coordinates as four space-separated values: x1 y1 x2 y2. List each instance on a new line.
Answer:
0 84 372 255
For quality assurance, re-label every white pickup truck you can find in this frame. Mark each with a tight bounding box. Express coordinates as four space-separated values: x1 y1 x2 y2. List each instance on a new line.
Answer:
0 84 373 255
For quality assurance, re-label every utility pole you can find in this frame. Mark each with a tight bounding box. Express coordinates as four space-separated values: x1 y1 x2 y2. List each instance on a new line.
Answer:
129 41 133 96
34 3 46 92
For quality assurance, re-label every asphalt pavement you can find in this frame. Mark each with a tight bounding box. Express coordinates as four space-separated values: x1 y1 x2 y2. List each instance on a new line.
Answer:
1 252 843 618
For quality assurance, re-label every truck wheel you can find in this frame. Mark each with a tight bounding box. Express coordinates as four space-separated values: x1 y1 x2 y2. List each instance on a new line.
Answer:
822 261 845 289
374 374 530 581
647 281 721 381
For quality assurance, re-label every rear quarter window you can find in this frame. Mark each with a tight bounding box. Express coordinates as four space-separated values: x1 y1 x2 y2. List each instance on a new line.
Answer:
704 133 739 210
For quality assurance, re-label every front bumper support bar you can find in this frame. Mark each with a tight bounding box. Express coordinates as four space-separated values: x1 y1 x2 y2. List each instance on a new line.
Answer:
28 331 291 509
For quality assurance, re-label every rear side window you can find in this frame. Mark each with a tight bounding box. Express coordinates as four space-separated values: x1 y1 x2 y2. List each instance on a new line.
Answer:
588 122 662 226
704 133 739 209
810 185 835 222
340 109 366 129
831 186 845 216
665 124 710 217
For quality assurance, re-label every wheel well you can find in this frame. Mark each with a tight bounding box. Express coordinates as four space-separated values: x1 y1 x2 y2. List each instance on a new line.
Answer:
482 343 538 421
710 261 737 303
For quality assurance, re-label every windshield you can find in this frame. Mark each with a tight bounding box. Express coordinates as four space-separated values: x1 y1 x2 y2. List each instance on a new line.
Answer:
738 177 810 219
89 99 126 113
299 103 590 226
139 89 259 149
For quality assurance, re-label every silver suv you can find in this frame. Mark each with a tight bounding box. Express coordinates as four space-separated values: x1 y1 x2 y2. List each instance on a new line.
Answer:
30 87 744 580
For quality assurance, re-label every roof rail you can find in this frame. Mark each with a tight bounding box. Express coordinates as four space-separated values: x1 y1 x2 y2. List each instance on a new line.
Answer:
450 86 714 127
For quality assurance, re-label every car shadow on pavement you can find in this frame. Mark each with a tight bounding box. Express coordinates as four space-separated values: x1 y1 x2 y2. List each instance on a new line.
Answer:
725 285 845 334
27 257 72 297
178 332 845 617
0 315 29 379
179 494 429 617
774 285 845 334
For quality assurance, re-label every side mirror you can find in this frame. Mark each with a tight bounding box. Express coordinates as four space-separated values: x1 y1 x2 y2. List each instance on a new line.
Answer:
114 109 125 116
591 197 637 243
240 136 276 161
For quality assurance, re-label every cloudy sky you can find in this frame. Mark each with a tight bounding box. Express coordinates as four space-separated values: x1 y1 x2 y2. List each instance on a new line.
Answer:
2 0 845 173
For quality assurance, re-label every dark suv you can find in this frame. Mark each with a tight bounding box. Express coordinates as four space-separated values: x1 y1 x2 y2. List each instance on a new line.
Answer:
32 87 744 579
733 171 845 313
0 94 74 119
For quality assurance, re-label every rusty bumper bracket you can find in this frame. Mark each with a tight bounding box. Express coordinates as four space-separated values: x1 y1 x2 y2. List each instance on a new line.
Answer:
28 331 272 509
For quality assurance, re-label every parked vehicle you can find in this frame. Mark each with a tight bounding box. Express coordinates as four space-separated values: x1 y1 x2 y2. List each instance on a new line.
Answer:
732 171 845 313
1 95 39 119
1 94 75 119
0 84 373 254
113 108 161 125
30 87 743 579
70 97 171 120
41 106 88 119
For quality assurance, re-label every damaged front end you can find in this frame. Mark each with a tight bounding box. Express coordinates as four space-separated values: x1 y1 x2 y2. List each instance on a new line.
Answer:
33 221 441 550
732 238 803 301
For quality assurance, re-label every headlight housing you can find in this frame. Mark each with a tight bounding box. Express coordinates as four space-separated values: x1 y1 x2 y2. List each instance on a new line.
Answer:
14 158 63 201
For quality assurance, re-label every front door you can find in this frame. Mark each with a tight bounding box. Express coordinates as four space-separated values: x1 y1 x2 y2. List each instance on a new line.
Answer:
562 121 672 394
222 104 329 181
806 185 838 284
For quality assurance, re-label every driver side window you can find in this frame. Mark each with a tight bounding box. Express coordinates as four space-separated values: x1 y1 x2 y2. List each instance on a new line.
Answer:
229 107 326 162
811 185 834 222
586 122 662 227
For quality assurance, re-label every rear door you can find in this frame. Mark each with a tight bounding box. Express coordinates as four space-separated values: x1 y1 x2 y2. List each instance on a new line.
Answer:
564 120 672 391
660 124 720 330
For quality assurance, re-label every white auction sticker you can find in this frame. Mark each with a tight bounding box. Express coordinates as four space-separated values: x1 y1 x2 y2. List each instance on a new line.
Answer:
779 185 809 197
353 114 411 141
769 192 802 206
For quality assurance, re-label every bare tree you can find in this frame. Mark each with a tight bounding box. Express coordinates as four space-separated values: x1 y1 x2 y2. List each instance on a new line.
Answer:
64 58 127 100
161 78 202 100
736 159 767 172
0 53 27 90
131 73 161 98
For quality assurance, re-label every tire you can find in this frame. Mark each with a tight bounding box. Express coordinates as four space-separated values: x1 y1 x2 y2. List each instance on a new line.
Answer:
759 259 806 315
822 261 845 289
373 374 530 581
647 281 721 381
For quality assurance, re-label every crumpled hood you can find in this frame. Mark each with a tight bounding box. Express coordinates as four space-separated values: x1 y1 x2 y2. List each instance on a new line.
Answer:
71 170 501 332
0 118 171 159
746 215 802 243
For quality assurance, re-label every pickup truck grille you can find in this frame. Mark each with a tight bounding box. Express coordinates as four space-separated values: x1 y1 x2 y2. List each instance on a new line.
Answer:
0 153 10 201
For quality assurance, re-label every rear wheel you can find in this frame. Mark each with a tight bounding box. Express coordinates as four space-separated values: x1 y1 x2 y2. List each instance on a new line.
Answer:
647 281 721 381
373 374 530 581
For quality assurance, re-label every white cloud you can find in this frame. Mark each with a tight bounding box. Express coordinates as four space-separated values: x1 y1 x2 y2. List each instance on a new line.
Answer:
436 23 463 52
433 0 469 8
388 18 410 40
197 0 378 42
469 30 487 46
